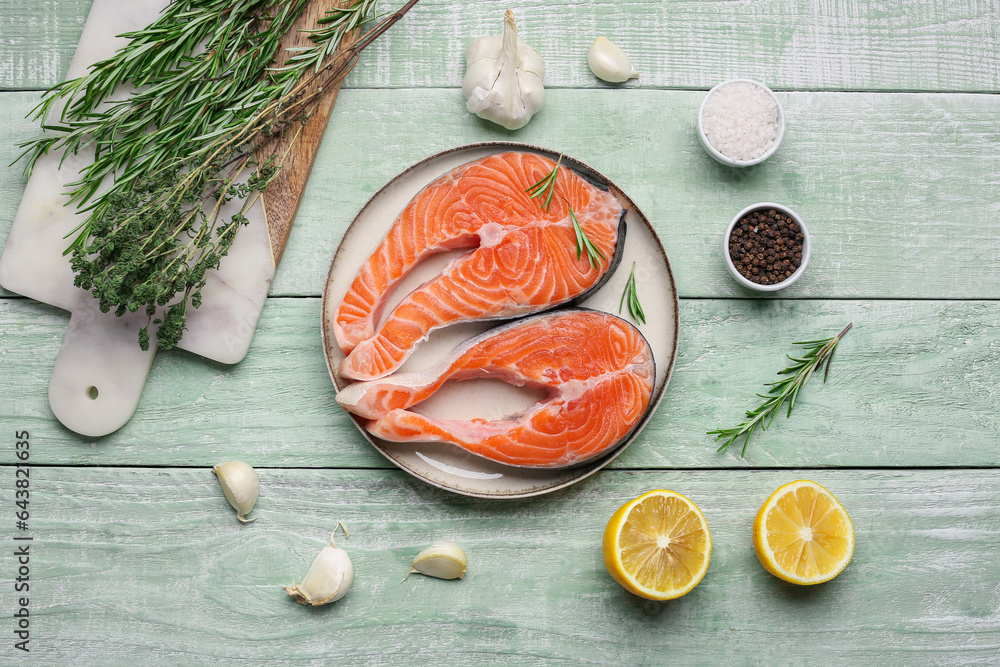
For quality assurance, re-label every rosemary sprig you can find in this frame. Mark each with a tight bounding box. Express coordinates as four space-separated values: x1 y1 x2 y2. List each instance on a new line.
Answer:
708 323 853 457
525 153 562 212
569 206 606 269
524 154 605 270
15 0 419 351
272 0 379 79
618 262 645 324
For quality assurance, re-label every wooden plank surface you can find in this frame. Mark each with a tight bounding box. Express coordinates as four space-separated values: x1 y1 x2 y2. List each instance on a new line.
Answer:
256 0 361 267
2 297 997 469
278 88 1000 300
4 0 1000 94
4 89 1000 301
0 0 90 90
6 467 999 664
1 0 998 662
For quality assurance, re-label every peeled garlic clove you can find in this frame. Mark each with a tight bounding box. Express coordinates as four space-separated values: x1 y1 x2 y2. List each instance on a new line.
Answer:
212 460 259 523
404 540 467 581
587 36 639 83
285 526 354 606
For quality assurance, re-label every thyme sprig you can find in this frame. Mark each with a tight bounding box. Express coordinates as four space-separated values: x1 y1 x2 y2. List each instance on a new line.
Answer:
15 0 418 351
708 323 853 457
618 262 645 324
569 206 606 269
525 153 562 212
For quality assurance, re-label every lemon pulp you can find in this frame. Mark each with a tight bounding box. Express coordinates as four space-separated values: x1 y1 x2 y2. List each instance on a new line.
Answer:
754 480 854 585
603 490 711 600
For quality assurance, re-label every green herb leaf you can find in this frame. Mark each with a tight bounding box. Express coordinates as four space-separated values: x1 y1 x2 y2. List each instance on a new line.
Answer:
524 155 605 271
569 206 606 270
618 262 646 325
525 153 562 212
271 0 380 80
707 323 853 457
15 0 419 351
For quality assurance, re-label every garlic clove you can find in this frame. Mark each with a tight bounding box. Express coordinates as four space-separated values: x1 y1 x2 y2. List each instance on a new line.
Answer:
212 460 259 523
404 540 467 581
587 36 639 83
285 524 354 606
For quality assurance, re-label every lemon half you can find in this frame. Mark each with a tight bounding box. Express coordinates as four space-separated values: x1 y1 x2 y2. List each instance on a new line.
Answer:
753 479 855 585
602 489 712 600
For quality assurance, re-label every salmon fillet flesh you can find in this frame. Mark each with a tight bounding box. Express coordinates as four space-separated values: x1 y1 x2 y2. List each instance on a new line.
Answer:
336 310 655 468
334 151 625 382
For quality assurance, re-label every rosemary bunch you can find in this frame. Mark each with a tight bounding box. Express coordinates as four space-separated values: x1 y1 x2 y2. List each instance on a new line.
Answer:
16 0 417 351
708 323 852 456
20 0 312 211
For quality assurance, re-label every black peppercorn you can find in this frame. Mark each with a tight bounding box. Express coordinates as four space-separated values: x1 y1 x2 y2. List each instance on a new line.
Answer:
727 208 805 286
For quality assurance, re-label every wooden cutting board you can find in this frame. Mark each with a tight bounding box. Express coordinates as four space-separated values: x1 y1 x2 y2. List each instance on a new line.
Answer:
0 0 354 436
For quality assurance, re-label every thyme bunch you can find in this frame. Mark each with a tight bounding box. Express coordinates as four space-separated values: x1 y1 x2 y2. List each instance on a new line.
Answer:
708 323 853 456
16 0 418 350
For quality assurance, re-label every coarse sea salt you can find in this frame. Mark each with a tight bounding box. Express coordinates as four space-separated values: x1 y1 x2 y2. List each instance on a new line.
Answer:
700 81 780 162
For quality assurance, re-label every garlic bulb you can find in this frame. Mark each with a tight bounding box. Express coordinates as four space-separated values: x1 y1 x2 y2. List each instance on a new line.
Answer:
404 540 467 581
212 460 259 523
462 9 545 130
285 524 354 606
587 36 638 83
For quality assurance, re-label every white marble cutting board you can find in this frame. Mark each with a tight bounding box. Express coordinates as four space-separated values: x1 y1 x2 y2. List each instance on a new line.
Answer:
0 0 276 436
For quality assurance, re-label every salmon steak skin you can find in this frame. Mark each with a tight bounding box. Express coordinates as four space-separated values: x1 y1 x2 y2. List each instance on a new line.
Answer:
336 309 655 469
334 151 626 382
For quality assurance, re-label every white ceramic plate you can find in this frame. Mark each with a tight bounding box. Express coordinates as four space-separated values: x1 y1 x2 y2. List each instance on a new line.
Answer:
321 142 678 498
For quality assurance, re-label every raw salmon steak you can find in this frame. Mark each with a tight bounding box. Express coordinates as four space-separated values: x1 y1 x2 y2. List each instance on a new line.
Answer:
334 151 625 381
336 310 655 468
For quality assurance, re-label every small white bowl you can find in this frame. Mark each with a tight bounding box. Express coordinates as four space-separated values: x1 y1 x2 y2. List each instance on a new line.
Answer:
724 202 810 291
697 79 785 167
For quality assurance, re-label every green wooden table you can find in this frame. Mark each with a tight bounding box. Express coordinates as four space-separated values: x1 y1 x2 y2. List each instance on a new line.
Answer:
2 1 999 663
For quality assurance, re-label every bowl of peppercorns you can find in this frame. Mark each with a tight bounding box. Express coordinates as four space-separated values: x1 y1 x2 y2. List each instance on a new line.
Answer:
724 202 810 291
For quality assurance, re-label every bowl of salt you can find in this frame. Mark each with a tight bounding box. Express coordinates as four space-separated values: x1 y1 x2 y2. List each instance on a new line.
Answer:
697 79 785 167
